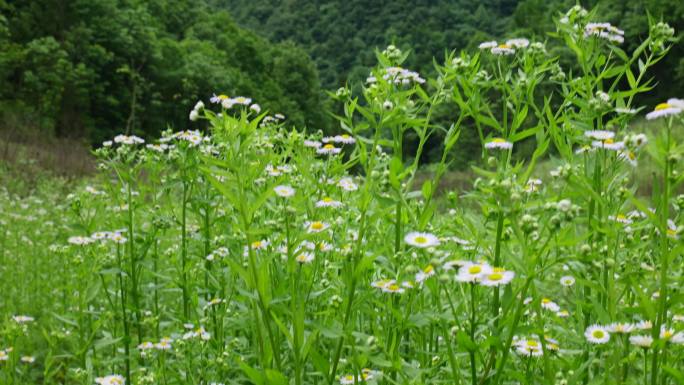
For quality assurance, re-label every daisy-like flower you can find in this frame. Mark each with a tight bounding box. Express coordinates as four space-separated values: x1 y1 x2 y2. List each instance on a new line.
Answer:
137 341 155 352
20 356 35 363
404 231 440 248
95 374 126 385
524 178 542 193
636 320 652 330
68 236 94 245
381 282 406 294
484 138 513 150
629 335 653 348
491 43 515 55
332 134 356 144
608 214 632 225
109 232 127 244
0 350 8 361
415 265 436 283
585 325 611 344
645 100 682 120
306 221 330 233
479 268 515 286
210 94 229 104
584 130 615 140
250 240 269 251
506 38 529 48
514 337 543 357
591 138 624 151
557 310 570 318
478 41 498 49
274 185 295 198
230 96 252 108
155 337 173 351
317 143 342 155
659 326 680 341
295 252 314 264
12 315 35 323
371 279 394 290
304 140 322 149
338 177 358 192
666 219 679 239
609 322 635 334
316 197 343 208
618 150 638 167
615 107 637 114
540 298 560 312
560 276 575 287
339 374 358 385
456 262 493 283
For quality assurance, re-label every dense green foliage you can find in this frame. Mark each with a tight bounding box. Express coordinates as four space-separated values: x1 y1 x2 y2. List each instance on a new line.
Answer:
226 0 684 99
0 0 328 143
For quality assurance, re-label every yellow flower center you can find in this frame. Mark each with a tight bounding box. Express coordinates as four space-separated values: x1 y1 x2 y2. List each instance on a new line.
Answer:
604 138 614 144
323 197 333 202
542 298 551 304
526 340 539 347
296 254 308 262
387 284 400 291
311 222 324 230
341 134 350 139
592 330 605 339
663 331 673 339
655 103 672 111
218 94 229 99
492 138 506 143
323 144 335 150
616 214 626 221
498 44 511 49
468 265 482 274
488 273 503 281
424 265 434 274
251 241 262 249
414 236 427 244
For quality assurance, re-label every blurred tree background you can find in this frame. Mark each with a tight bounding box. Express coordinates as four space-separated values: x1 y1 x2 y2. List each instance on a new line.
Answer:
1 0 682 160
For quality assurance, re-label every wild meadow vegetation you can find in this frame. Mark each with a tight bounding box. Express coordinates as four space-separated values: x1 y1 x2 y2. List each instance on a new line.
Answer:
3 6 684 385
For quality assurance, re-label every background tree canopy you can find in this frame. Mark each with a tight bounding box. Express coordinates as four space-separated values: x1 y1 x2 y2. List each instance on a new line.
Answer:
0 0 328 144
1 0 683 151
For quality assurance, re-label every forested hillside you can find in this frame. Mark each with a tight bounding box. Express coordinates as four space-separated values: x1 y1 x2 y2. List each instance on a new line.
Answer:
0 0 328 144
225 0 684 99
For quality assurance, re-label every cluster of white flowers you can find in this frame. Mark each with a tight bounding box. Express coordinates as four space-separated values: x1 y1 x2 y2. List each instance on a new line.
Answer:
585 322 683 347
455 262 515 286
584 22 625 44
95 375 125 385
182 325 211 340
479 38 529 56
112 135 145 146
513 335 559 357
367 66 425 85
371 279 413 294
160 129 207 147
206 247 229 261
